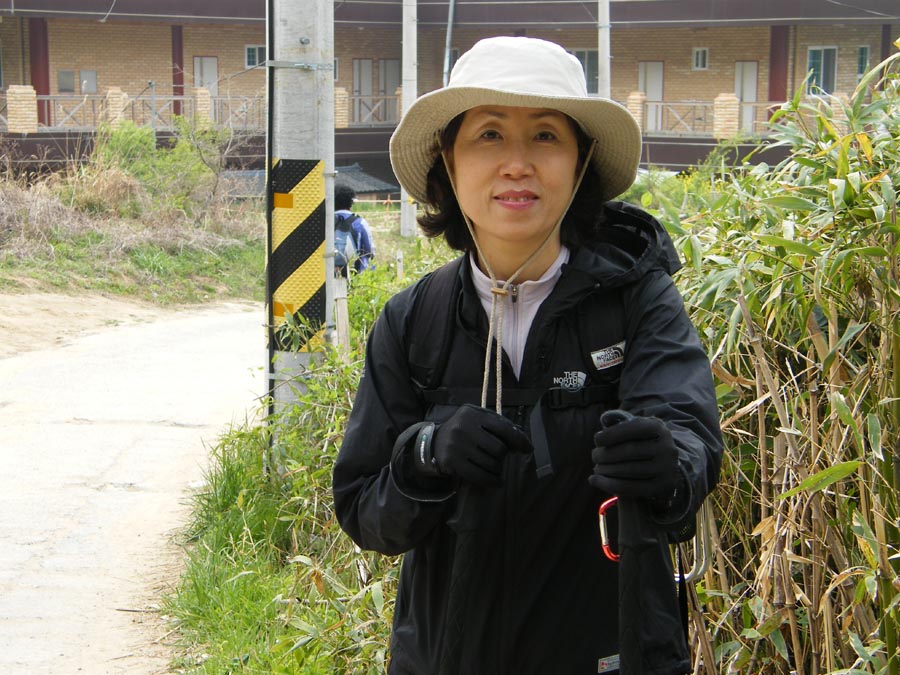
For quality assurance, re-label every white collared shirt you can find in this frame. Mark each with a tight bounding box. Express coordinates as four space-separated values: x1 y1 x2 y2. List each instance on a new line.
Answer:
470 246 570 378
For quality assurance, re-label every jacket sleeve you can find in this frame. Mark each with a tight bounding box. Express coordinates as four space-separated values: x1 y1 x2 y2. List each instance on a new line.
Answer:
332 292 449 556
619 270 723 533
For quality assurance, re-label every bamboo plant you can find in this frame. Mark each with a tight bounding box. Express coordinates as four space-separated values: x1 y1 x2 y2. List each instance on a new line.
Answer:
657 44 900 675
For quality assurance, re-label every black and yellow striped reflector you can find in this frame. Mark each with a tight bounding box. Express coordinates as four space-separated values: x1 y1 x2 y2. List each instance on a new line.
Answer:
268 158 326 350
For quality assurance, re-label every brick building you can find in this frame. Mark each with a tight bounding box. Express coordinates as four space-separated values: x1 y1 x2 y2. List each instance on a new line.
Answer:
0 1 898 177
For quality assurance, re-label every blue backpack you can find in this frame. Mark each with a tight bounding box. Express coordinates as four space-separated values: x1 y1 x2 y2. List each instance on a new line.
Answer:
334 213 360 274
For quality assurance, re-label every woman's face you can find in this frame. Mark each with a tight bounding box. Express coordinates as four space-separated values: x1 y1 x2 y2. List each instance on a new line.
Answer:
448 105 581 257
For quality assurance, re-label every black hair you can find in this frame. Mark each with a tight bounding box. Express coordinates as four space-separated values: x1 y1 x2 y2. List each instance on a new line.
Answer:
335 183 356 211
416 113 607 253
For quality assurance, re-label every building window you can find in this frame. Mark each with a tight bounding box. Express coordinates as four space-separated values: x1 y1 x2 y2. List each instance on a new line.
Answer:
80 70 97 94
58 70 75 93
245 45 266 68
572 49 599 94
692 47 709 71
857 45 870 81
807 47 837 94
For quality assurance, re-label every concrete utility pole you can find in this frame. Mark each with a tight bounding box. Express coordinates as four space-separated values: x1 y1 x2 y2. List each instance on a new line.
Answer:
400 0 418 237
266 0 335 411
597 0 611 98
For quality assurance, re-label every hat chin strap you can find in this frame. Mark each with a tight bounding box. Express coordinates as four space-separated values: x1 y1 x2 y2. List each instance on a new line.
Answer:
440 139 598 413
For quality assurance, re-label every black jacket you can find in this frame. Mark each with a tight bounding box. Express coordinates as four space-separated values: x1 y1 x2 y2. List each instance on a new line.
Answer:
333 202 723 675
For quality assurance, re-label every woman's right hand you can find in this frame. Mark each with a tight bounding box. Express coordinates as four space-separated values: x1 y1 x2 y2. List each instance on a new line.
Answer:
415 404 532 487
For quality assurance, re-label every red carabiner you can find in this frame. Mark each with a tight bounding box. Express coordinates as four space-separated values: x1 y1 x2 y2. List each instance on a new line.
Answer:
597 496 620 562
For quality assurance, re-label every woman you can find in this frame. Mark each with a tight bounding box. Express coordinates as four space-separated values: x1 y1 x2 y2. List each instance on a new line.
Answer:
333 36 722 675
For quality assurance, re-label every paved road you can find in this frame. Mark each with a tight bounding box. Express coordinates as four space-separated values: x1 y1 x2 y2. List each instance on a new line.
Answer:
0 303 265 674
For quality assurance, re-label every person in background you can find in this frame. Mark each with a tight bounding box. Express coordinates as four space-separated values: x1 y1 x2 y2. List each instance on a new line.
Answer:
332 36 722 675
335 183 375 275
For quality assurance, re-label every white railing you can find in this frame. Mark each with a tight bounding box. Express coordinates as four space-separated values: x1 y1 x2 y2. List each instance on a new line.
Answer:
32 94 266 132
212 95 265 129
25 92 789 138
123 95 194 130
644 100 715 136
744 101 786 135
350 94 399 126
37 95 106 130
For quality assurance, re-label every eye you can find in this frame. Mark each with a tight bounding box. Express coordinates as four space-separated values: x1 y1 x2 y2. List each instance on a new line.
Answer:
480 129 502 140
535 130 559 141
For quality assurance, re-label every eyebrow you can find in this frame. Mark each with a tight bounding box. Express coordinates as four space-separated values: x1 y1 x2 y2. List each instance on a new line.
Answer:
473 109 567 122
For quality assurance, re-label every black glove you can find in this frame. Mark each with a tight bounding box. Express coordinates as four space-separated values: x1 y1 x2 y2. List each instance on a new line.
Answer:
412 404 532 488
589 412 680 503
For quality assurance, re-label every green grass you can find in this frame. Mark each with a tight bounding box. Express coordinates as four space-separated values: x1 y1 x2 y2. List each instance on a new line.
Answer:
0 193 266 304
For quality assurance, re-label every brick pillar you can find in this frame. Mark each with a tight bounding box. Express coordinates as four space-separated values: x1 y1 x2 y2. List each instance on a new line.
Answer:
194 87 211 127
6 85 39 134
334 86 349 128
104 87 127 127
626 91 647 133
713 93 741 140
830 92 851 135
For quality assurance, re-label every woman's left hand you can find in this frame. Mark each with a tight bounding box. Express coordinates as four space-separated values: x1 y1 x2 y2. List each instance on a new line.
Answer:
589 416 680 503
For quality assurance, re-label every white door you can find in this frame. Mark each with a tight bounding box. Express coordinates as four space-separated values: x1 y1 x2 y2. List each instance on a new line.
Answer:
639 61 664 132
353 59 374 124
735 61 758 133
379 59 401 122
193 56 218 96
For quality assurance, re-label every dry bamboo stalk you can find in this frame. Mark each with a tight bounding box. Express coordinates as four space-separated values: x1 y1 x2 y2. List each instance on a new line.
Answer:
772 434 787 612
706 511 730 594
809 496 825 675
822 593 835 672
758 372 771 522
828 298 840 386
806 364 824 674
781 554 804 671
687 577 718 675
872 494 895 581
737 295 799 456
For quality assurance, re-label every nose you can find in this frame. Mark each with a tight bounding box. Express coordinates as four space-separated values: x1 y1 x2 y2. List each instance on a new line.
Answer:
499 140 534 179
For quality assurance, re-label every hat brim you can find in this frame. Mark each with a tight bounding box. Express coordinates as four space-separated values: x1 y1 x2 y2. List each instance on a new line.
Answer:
389 87 642 204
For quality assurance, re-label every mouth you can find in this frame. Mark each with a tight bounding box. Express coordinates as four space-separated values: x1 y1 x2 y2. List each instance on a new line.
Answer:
494 190 538 205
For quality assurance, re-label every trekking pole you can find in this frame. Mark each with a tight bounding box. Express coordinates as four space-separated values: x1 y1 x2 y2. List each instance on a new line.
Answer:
597 410 642 675
439 485 486 675
597 410 687 675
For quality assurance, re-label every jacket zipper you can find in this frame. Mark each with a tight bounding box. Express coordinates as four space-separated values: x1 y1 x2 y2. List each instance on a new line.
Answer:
502 441 518 674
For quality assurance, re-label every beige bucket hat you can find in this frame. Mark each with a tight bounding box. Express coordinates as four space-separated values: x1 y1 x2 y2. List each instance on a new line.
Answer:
389 36 642 204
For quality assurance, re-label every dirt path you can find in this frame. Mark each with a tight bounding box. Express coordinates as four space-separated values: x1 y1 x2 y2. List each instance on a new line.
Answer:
0 294 265 674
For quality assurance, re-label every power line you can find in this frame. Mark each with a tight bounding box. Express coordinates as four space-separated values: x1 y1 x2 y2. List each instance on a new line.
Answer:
98 0 118 23
823 0 898 19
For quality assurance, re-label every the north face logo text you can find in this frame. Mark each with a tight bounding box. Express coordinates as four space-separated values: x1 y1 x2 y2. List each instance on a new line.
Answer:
591 341 625 371
553 371 587 392
597 654 620 673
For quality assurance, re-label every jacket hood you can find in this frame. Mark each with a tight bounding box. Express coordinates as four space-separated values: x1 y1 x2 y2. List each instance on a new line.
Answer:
568 201 682 289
